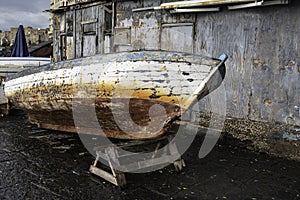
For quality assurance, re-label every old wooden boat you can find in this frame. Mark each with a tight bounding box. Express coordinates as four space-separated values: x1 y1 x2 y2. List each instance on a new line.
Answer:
4 51 227 139
0 57 51 114
0 57 51 77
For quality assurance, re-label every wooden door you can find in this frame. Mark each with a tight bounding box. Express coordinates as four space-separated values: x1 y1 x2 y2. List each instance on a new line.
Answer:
82 35 97 57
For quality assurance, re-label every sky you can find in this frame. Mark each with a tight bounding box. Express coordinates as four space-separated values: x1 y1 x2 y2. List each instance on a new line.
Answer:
0 0 50 31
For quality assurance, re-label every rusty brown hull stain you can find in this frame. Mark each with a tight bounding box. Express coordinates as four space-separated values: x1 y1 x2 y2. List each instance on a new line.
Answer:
26 97 182 139
7 80 184 111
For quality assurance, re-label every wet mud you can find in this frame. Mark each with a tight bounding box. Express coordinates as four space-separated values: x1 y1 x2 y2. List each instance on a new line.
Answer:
0 110 299 200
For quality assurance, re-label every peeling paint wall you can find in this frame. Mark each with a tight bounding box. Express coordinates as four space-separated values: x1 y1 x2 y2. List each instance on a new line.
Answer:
194 1 300 126
114 0 197 53
114 1 161 52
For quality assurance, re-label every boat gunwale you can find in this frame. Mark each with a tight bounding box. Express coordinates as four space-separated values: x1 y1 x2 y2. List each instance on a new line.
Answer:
0 57 51 62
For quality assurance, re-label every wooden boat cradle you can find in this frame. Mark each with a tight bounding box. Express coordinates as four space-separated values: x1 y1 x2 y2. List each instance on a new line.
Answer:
89 133 185 187
88 108 226 187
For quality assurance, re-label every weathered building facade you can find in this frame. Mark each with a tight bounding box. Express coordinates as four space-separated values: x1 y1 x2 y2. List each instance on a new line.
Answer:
49 0 300 127
49 0 88 37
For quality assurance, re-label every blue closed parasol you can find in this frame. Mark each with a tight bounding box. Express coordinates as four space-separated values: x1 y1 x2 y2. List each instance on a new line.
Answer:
11 25 29 57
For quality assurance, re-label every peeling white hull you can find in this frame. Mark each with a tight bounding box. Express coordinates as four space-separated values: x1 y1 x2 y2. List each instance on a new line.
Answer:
4 51 226 139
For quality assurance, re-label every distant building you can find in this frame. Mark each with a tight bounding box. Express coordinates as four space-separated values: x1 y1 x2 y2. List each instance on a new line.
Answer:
0 26 50 48
0 26 51 57
0 31 11 47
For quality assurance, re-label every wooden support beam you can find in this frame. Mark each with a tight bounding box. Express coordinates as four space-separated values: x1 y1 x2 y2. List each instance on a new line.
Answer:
80 19 98 25
89 165 126 187
170 7 220 13
228 0 289 10
133 0 289 12
132 6 161 12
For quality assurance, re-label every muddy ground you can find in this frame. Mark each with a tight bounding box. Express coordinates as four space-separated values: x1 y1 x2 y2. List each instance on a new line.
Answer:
0 109 299 200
